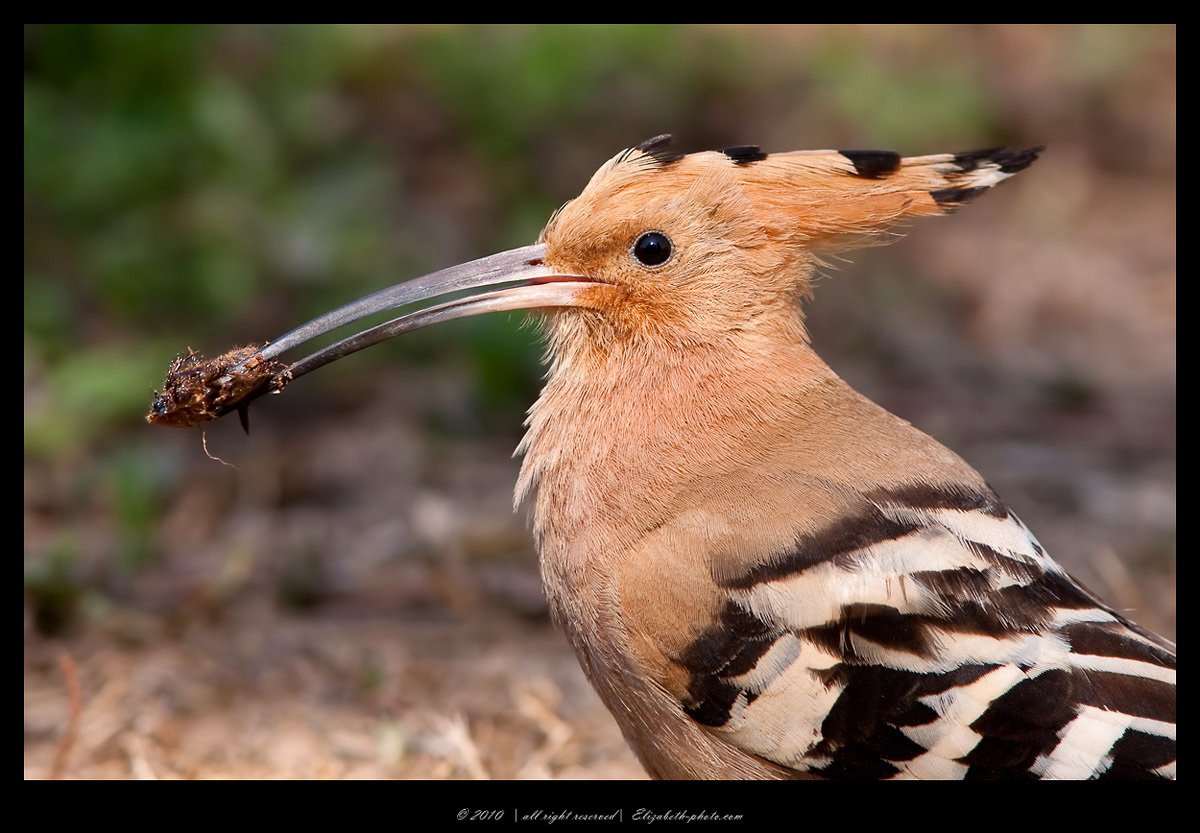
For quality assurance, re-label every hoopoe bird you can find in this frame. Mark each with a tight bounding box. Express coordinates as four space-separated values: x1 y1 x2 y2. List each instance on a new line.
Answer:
189 136 1177 779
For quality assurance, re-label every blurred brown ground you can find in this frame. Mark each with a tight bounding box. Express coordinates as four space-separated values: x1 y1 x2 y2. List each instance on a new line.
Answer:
24 24 1174 779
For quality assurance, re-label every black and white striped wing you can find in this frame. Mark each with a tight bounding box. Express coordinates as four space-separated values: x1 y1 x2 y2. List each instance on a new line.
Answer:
678 484 1177 780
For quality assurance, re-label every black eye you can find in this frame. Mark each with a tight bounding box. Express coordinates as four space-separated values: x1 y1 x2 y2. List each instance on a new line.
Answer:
633 231 673 267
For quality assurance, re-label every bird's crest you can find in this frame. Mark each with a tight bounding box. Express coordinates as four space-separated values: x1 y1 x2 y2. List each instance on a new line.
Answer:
584 134 1043 250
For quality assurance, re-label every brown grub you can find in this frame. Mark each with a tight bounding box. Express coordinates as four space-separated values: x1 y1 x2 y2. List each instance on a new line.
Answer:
146 344 292 428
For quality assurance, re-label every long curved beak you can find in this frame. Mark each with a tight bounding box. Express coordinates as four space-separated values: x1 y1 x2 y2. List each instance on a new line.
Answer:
148 243 607 430
262 243 598 380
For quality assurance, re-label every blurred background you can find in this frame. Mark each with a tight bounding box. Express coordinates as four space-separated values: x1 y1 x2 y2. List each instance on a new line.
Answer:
24 24 1175 779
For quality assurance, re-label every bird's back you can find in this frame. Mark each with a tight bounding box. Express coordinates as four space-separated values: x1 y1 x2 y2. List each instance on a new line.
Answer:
533 369 1177 780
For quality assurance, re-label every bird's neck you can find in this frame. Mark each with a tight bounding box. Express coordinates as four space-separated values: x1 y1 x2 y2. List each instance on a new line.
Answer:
516 320 834 596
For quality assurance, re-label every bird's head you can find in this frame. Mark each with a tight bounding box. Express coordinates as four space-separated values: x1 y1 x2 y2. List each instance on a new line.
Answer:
235 136 1041 394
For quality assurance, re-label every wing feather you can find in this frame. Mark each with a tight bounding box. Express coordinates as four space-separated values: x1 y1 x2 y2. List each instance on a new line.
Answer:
670 482 1176 780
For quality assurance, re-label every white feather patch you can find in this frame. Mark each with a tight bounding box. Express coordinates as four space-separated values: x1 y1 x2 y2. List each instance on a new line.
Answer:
891 757 969 780
845 629 1072 674
894 665 1025 779
1031 706 1133 780
734 527 1000 629
878 505 1046 565
1068 653 1177 685
717 640 842 767
727 633 803 694
1052 608 1118 627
